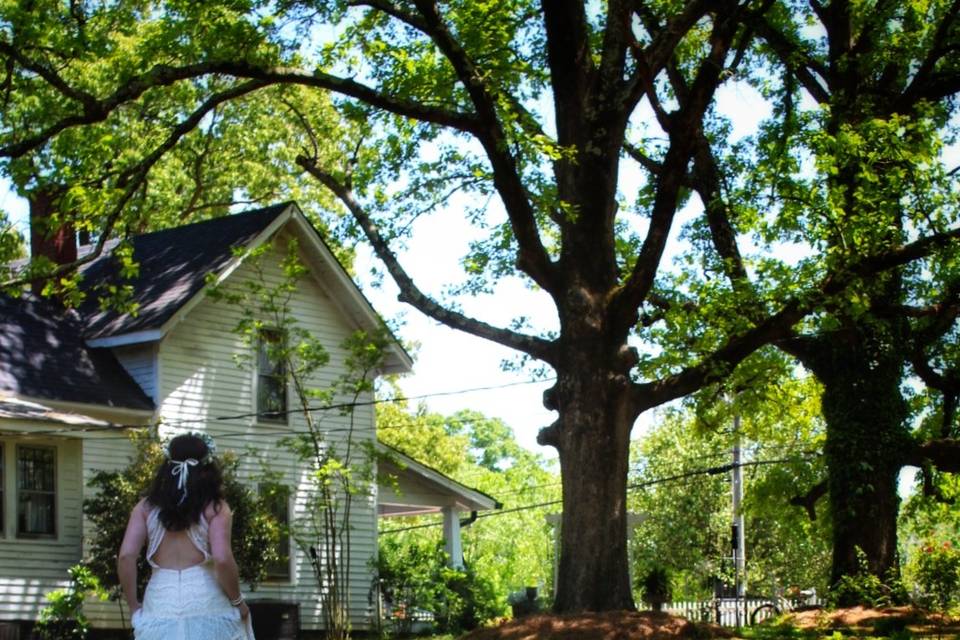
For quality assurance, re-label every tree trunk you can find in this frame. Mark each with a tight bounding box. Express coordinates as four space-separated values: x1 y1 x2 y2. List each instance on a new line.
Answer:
549 327 637 612
803 327 911 593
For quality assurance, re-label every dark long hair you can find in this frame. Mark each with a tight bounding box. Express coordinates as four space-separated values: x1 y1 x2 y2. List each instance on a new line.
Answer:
145 434 224 531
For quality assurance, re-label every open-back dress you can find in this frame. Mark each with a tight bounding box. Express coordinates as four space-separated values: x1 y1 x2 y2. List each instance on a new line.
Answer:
131 505 254 640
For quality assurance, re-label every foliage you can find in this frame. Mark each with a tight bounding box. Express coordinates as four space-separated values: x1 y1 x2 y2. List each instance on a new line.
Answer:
34 565 107 640
378 399 559 609
640 566 672 611
376 536 502 635
82 429 279 598
5 0 960 610
629 373 831 601
909 540 960 614
827 548 907 609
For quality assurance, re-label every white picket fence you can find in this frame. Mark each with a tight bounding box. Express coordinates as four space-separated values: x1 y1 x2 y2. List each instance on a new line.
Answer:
664 597 823 627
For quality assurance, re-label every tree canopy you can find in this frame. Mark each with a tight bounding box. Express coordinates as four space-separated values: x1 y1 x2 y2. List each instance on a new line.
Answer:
3 0 960 612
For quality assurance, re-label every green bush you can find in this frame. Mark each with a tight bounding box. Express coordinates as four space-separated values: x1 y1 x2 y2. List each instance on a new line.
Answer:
828 548 907 608
34 565 106 640
912 540 960 613
639 566 672 612
376 537 503 635
82 429 280 599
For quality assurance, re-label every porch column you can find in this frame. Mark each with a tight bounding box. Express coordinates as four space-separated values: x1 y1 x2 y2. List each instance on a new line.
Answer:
441 506 464 569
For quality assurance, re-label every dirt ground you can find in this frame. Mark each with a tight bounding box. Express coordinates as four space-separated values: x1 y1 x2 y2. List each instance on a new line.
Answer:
458 607 960 640
784 604 960 636
459 611 734 640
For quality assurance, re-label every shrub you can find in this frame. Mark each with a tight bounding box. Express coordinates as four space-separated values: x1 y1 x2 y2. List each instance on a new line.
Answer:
34 565 106 640
82 429 280 599
376 537 503 635
828 548 907 608
912 540 960 613
640 566 672 612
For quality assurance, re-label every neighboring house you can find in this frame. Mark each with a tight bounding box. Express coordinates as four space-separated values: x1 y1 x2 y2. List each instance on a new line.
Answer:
0 202 497 634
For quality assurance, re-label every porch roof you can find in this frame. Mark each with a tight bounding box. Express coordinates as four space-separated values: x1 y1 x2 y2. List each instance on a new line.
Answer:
377 442 500 517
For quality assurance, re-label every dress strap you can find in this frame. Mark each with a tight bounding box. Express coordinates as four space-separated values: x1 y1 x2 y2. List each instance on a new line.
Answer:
144 506 164 569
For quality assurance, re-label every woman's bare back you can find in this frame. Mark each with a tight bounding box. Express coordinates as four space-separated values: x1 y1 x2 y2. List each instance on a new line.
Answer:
149 502 220 570
151 530 206 570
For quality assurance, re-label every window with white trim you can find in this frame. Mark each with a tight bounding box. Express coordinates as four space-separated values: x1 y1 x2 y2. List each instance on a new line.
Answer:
17 445 56 538
257 329 288 424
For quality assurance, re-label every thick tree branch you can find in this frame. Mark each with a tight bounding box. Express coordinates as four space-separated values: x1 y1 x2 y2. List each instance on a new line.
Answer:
0 57 480 159
610 5 742 336
411 0 559 293
297 156 558 365
900 0 960 107
541 0 594 147
789 480 828 521
905 438 960 472
633 225 960 410
752 16 831 104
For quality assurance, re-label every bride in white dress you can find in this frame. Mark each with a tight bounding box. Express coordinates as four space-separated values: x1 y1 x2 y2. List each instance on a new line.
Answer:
117 432 254 639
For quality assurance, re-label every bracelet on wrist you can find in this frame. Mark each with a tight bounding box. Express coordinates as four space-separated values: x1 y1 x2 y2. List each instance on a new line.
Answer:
229 595 245 607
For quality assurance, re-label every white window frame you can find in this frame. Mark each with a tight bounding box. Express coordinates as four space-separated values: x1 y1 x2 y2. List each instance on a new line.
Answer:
255 329 289 426
15 444 57 539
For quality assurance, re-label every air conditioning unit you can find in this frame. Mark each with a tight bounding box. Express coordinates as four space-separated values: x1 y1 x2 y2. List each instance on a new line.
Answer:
248 600 300 640
0 622 19 640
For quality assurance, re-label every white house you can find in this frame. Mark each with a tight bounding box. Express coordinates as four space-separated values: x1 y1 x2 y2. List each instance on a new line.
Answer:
0 202 497 636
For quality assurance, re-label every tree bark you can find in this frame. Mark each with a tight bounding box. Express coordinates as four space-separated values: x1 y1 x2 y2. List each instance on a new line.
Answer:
796 325 912 590
543 280 639 612
551 365 637 612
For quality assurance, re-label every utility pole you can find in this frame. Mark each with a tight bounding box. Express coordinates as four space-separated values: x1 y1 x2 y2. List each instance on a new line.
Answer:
731 412 746 626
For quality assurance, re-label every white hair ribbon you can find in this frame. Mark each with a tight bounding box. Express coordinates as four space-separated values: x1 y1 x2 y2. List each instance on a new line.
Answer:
170 458 199 505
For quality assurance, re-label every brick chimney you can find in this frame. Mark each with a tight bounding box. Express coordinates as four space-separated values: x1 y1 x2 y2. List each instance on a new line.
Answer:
29 187 77 293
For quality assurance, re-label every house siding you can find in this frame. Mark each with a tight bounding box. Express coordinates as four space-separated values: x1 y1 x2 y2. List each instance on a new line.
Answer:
86 235 379 631
113 344 158 403
0 434 84 621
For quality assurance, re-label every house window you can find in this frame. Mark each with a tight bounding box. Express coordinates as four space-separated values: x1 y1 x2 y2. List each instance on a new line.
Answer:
17 446 56 537
257 329 287 424
259 483 291 581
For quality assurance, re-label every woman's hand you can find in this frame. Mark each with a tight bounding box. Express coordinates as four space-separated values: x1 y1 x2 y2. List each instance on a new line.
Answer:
238 600 250 621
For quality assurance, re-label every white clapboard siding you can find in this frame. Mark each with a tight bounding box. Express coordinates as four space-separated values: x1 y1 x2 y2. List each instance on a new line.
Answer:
82 432 139 626
0 435 84 621
82 235 381 632
112 343 158 403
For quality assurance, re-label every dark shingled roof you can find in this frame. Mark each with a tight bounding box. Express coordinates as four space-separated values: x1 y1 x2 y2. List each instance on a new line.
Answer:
78 202 291 339
0 294 154 410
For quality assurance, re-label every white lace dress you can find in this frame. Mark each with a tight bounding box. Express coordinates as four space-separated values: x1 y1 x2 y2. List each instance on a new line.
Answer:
132 507 255 640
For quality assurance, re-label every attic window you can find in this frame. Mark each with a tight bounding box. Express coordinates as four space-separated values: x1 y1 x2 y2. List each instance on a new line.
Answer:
257 329 288 424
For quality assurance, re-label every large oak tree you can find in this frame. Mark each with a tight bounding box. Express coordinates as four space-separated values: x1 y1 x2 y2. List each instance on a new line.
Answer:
2 0 959 611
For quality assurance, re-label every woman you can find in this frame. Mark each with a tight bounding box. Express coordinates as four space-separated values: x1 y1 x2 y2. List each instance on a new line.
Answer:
117 432 254 639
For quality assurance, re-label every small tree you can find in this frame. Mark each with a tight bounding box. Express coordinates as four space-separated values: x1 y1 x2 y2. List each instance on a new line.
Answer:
913 541 960 616
640 566 672 613
34 565 107 640
83 429 279 604
213 239 389 640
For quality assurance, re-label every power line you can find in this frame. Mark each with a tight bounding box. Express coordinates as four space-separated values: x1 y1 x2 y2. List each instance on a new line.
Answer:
379 455 820 534
0 375 558 439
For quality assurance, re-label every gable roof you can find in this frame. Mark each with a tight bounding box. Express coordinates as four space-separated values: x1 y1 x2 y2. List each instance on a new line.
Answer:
0 294 154 410
78 202 291 340
377 441 501 515
78 202 412 373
